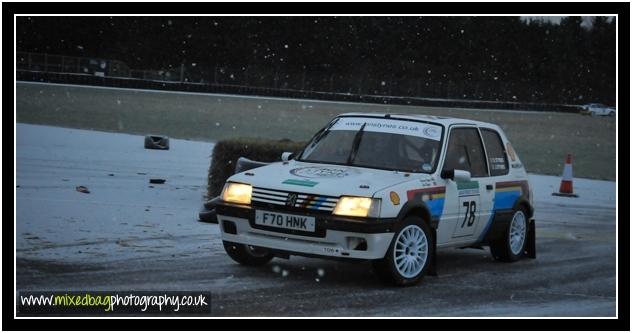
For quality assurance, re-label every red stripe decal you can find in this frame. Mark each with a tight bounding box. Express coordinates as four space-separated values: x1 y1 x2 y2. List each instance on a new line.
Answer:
407 186 446 201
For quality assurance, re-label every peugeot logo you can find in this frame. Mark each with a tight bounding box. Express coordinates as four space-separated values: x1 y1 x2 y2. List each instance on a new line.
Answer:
286 193 298 207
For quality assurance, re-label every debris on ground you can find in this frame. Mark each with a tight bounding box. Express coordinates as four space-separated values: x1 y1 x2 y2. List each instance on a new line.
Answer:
144 135 170 150
75 186 90 194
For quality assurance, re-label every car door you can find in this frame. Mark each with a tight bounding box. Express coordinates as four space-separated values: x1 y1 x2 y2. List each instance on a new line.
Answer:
475 128 512 241
437 126 493 243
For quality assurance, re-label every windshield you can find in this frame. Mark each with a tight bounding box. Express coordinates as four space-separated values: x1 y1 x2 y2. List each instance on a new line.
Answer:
298 117 443 173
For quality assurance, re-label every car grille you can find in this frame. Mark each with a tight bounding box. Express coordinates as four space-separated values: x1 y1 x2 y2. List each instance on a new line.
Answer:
251 187 339 212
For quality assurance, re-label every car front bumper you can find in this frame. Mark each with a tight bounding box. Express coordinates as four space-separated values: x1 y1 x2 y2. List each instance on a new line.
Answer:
216 203 396 260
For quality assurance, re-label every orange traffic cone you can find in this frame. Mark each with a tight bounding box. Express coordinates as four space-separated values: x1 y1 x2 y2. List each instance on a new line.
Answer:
552 154 578 197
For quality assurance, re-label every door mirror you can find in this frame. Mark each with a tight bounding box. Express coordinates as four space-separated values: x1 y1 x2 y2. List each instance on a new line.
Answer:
281 152 295 162
440 169 471 182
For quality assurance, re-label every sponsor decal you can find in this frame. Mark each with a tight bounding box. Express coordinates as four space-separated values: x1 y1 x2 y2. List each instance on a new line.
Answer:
330 117 442 141
389 191 401 205
419 177 434 187
282 179 319 187
289 167 356 179
489 157 507 171
456 181 479 190
422 126 440 139
457 180 480 197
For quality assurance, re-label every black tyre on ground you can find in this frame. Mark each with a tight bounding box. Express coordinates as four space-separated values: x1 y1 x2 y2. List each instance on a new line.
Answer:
372 216 434 286
490 207 529 262
144 135 170 150
223 241 274 266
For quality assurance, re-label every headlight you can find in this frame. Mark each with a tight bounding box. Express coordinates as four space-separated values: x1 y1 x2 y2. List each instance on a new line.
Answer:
333 196 381 218
221 182 252 204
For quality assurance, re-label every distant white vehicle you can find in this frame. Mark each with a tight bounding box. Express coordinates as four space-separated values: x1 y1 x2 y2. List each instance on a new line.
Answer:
581 103 616 116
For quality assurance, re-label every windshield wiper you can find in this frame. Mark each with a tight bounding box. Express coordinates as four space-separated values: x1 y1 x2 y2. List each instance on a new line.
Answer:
309 117 340 148
346 122 367 165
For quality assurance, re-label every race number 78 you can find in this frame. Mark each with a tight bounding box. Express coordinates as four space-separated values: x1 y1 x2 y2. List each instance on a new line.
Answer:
461 201 476 228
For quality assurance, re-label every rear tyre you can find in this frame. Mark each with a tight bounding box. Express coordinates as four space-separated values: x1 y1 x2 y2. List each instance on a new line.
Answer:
223 241 273 266
490 208 528 262
372 216 434 286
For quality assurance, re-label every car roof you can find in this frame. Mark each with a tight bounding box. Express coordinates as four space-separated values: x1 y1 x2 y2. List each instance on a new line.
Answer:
337 112 502 129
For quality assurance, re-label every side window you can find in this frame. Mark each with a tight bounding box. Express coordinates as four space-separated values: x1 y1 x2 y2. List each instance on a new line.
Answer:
443 128 488 177
481 129 509 176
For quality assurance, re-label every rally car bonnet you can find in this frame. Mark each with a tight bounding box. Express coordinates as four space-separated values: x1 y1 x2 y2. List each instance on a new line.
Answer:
227 159 433 198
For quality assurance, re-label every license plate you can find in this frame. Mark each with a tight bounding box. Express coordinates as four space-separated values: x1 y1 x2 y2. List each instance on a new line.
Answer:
255 210 316 232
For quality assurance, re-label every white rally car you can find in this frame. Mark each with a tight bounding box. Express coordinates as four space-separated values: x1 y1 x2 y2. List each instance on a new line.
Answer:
216 113 535 286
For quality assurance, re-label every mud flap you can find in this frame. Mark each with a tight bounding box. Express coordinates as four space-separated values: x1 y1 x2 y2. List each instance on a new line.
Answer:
525 219 536 259
428 227 438 276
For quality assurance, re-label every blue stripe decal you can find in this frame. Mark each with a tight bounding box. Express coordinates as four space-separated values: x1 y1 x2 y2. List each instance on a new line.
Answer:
493 191 521 210
426 198 445 218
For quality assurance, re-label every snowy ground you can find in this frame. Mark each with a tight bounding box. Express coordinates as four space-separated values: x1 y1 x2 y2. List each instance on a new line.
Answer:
16 124 617 317
16 123 217 264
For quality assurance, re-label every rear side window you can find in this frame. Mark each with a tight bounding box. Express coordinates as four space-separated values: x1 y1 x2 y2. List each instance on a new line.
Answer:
481 129 509 176
443 127 488 177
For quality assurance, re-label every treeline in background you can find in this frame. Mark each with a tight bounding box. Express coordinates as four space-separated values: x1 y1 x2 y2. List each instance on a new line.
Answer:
17 16 616 105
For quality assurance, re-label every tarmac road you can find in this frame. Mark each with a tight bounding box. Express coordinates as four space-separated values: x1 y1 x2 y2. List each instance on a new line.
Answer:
15 124 617 317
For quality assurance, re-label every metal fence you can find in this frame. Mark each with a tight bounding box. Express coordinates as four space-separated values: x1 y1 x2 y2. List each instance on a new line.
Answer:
17 52 131 78
15 52 582 113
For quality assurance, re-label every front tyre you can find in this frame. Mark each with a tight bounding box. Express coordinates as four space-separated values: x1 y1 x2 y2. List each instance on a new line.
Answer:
223 241 274 266
373 217 434 286
490 208 528 262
